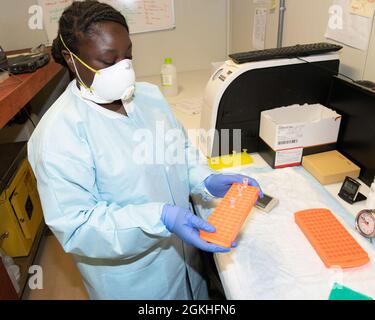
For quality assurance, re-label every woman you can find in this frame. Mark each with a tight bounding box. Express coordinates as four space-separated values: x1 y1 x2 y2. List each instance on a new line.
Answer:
28 0 262 300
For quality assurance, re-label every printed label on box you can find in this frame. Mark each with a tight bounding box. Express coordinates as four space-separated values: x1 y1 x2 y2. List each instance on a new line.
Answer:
275 148 303 168
276 124 305 149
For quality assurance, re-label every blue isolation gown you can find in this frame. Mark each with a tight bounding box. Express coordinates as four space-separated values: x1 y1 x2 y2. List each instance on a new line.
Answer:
27 80 215 300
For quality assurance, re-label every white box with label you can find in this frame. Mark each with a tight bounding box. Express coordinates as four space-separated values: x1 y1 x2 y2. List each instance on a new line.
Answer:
259 104 342 168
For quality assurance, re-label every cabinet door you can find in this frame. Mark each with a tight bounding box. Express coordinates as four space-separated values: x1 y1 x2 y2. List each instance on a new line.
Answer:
0 258 18 300
9 170 42 241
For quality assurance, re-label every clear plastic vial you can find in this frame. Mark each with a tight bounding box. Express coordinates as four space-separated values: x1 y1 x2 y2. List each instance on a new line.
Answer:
237 184 243 197
161 57 178 96
242 178 249 188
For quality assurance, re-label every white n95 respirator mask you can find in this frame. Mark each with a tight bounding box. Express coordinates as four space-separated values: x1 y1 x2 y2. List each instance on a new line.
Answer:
60 35 135 104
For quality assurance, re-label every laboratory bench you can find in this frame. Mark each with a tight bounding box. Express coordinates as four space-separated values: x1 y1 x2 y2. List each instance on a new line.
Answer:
0 49 64 130
139 69 375 300
1 66 373 300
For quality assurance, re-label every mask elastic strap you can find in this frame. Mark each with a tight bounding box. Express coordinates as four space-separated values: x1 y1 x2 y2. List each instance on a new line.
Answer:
69 52 93 91
59 34 100 75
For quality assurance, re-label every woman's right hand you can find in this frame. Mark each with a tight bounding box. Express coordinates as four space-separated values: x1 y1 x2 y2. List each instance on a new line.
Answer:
161 204 236 253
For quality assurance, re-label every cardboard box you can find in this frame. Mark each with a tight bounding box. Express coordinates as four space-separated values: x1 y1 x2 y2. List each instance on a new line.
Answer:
259 104 342 168
302 150 361 185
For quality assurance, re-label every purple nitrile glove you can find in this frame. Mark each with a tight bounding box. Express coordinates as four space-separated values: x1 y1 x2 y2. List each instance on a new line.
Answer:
161 204 237 252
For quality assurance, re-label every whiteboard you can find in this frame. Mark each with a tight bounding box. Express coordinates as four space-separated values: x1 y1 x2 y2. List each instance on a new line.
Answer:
38 0 175 45
103 0 175 34
37 0 72 46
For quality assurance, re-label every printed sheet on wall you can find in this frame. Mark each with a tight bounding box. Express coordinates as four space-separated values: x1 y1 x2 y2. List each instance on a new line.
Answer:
325 0 374 51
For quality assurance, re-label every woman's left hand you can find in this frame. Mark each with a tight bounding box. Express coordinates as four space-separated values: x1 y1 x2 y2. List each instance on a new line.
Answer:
204 173 263 198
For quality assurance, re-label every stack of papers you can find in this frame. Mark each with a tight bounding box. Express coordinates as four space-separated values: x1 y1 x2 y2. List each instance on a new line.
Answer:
170 98 203 115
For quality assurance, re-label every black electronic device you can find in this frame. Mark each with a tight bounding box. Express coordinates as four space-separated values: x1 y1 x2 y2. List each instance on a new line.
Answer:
338 176 367 205
327 77 375 187
7 53 50 74
355 80 375 92
229 43 343 64
203 54 340 157
255 193 279 213
0 46 8 71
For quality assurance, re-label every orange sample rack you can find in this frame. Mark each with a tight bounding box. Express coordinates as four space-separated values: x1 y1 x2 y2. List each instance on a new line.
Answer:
200 183 259 248
295 209 370 268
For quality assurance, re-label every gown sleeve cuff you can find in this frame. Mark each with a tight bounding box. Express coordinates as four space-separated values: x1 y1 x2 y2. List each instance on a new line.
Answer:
191 180 216 202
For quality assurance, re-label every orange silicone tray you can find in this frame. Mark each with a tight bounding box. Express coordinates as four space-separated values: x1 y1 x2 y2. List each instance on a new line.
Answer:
295 209 370 268
200 183 259 248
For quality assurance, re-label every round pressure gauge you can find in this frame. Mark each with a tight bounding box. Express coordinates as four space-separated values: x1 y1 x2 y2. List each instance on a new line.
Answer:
356 210 375 239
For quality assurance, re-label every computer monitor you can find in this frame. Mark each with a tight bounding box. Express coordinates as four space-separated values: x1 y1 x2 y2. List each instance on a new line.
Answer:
327 77 375 187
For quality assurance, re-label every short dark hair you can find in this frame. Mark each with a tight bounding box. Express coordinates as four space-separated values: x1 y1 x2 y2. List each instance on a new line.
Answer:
52 0 129 67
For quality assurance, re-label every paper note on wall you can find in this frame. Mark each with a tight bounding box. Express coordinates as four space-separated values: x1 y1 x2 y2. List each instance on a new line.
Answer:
325 0 374 50
253 0 276 10
350 0 375 18
253 7 268 50
271 0 277 10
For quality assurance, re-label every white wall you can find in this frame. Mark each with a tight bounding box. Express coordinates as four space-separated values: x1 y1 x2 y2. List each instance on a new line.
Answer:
3 1 373 80
230 0 278 53
0 0 228 77
0 0 48 51
230 0 375 82
230 0 253 52
364 25 375 80
132 0 228 76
